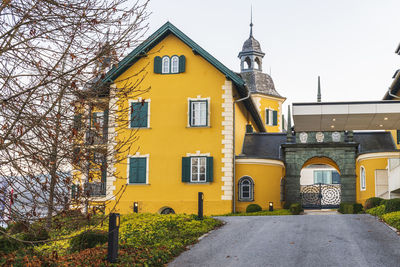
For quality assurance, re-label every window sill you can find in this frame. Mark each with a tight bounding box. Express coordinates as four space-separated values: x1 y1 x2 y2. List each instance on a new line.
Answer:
126 183 150 186
129 127 152 130
186 126 211 128
183 182 211 184
238 199 254 202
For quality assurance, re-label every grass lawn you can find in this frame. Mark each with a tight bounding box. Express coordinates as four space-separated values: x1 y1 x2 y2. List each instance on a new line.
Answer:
0 213 223 266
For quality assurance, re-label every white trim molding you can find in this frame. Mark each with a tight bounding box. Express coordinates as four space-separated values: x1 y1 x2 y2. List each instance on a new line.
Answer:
186 151 211 157
356 152 400 162
128 98 151 129
187 96 211 127
127 152 150 185
360 165 366 191
221 80 234 200
236 158 285 167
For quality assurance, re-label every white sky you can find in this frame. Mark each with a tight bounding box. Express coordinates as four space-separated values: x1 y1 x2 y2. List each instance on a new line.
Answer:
147 0 400 114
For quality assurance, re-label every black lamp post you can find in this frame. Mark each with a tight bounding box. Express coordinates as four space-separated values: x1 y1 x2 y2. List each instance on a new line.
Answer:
269 202 273 212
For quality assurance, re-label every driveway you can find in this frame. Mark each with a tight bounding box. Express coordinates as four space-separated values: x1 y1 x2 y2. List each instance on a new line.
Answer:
169 215 400 267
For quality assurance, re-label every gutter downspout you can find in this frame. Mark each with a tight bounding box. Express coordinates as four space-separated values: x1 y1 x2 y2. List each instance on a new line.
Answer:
387 87 400 99
232 86 251 213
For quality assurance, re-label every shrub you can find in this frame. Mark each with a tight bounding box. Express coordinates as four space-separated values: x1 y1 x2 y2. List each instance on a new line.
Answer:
69 230 108 252
339 202 363 214
289 203 303 215
8 221 29 234
21 226 49 243
283 202 291 209
364 197 384 210
382 211 400 230
384 198 400 213
0 236 22 254
366 204 386 217
246 204 262 213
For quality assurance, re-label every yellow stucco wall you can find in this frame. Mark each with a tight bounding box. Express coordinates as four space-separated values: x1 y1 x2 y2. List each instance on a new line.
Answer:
235 159 284 212
356 156 388 205
103 33 256 215
252 94 285 133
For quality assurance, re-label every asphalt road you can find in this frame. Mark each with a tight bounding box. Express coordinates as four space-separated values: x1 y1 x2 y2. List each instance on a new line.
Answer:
169 214 400 267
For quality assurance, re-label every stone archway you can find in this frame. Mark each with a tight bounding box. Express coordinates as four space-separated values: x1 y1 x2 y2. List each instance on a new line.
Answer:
282 133 358 206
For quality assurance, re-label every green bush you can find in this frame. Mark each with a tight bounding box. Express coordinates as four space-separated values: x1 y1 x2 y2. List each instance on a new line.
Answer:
21 226 49 243
364 197 384 210
283 202 291 209
0 236 22 254
246 204 262 213
366 204 386 217
289 203 303 215
69 230 108 252
382 211 400 230
384 198 400 213
353 203 364 214
8 221 29 234
339 202 363 214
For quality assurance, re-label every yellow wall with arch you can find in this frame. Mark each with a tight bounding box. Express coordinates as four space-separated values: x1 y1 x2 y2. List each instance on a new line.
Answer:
235 159 285 212
356 155 388 205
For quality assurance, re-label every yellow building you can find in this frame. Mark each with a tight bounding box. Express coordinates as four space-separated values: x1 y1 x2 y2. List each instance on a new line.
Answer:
75 23 400 215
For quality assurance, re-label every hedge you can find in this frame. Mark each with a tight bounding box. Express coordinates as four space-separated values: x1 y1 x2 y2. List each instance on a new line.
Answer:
246 204 262 213
365 205 386 217
364 197 384 210
69 230 108 252
339 203 363 214
384 198 400 213
289 203 303 215
382 211 400 230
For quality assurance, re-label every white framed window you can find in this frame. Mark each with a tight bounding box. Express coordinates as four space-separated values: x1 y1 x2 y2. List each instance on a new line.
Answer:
129 99 151 128
190 100 208 127
360 166 366 191
127 153 149 184
162 56 170 74
239 176 254 201
171 56 179 73
265 109 278 126
190 157 206 182
91 112 104 129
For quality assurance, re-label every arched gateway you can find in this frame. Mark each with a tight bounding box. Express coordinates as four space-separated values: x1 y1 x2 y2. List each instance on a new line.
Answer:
283 131 358 207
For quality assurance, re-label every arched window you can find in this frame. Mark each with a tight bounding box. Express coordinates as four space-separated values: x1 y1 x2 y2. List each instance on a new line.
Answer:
162 56 170 73
360 166 366 190
171 56 179 73
244 57 251 69
255 57 261 70
239 176 254 201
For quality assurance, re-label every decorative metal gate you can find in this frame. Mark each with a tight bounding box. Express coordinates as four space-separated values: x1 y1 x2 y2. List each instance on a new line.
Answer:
300 183 341 209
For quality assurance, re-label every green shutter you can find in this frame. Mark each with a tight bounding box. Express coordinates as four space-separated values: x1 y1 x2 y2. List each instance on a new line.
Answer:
179 55 186 73
206 157 213 182
71 184 76 199
265 109 269 125
92 112 97 128
129 157 147 184
101 154 107 185
273 110 278 126
397 130 400 144
182 157 190 182
131 102 148 128
154 56 162 74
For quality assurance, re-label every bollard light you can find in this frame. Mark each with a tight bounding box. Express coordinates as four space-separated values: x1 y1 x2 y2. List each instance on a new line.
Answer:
269 202 273 212
107 213 120 263
198 192 204 220
133 202 138 213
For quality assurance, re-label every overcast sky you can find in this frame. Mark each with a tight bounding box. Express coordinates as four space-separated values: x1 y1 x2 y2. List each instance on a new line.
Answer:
146 0 400 113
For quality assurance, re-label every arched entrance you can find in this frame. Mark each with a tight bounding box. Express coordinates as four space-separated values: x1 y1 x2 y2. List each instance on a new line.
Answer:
300 157 341 209
282 131 358 207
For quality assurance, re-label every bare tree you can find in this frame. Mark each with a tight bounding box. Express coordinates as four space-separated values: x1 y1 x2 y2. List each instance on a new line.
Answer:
0 0 150 229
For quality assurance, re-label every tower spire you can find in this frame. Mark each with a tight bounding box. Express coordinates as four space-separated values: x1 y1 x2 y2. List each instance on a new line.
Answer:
250 6 253 37
317 76 321 102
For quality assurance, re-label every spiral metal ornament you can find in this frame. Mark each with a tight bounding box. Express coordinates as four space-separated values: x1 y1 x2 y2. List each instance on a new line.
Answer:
321 184 341 206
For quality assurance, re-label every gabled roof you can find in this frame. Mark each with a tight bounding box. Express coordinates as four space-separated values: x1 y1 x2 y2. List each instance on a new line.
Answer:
102 22 265 132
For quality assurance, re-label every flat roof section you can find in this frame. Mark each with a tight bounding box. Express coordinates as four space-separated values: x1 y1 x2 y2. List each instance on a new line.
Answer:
292 100 400 131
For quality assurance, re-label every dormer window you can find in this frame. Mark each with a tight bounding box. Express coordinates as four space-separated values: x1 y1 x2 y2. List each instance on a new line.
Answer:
154 55 186 74
162 56 170 74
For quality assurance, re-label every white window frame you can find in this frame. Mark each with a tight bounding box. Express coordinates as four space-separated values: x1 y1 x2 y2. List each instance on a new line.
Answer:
266 108 275 126
190 156 207 182
162 56 170 74
128 98 151 129
360 166 366 191
188 97 210 127
91 111 104 129
126 153 149 185
239 176 254 201
171 55 179 73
